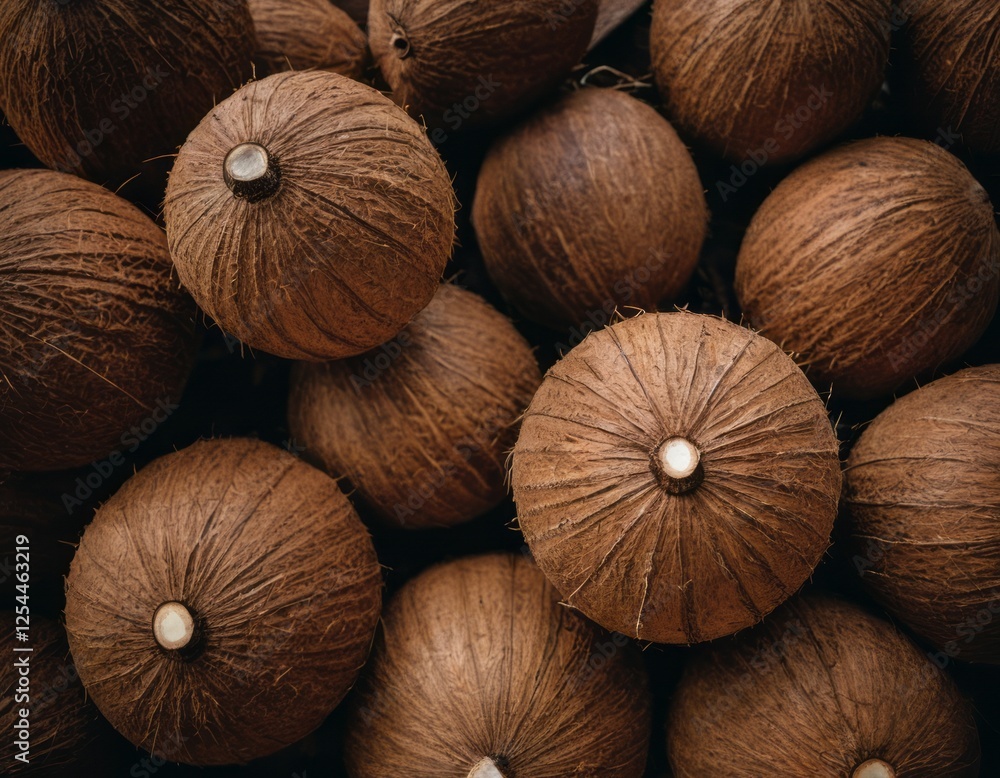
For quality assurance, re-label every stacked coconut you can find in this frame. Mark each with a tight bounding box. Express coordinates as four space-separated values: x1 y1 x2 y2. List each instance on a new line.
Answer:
0 0 998 776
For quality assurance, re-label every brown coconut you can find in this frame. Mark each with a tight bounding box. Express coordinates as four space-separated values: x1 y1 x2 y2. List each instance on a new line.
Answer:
164 70 455 361
511 311 842 644
368 0 599 128
345 553 651 777
900 0 1000 155
64 438 383 765
845 365 1000 665
735 137 1000 400
289 284 541 529
650 0 891 164
1 617 106 775
0 0 255 190
668 596 981 777
0 169 197 472
249 0 370 80
471 87 708 331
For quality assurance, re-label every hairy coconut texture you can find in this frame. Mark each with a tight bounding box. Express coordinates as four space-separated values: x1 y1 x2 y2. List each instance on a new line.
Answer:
511 311 842 644
0 169 197 472
735 137 1000 401
668 596 981 777
1 617 103 775
901 0 1000 155
650 0 890 164
845 365 1000 665
64 438 383 765
249 0 370 80
368 0 599 128
471 88 707 331
0 0 255 189
344 553 651 777
164 70 455 361
289 284 542 530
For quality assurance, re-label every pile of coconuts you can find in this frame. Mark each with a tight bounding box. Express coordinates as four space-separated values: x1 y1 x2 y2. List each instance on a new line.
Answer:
2 0 1000 776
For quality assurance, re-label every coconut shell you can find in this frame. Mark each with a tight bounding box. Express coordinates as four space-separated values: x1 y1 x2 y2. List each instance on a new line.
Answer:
250 0 370 80
471 87 707 331
64 438 383 766
164 70 455 361
650 0 891 164
1 616 105 775
0 0 255 190
0 169 197 472
345 553 651 777
845 365 1000 665
511 311 842 644
289 284 541 529
667 596 981 777
735 137 1000 401
901 0 1000 155
368 0 599 128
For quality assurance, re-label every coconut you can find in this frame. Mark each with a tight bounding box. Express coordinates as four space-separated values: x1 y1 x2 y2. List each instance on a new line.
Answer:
668 596 981 777
650 0 891 164
900 0 1000 155
735 137 1000 400
471 87 707 331
0 169 197 472
367 0 599 128
344 553 651 777
64 438 383 765
249 0 370 80
1 617 106 775
0 0 255 191
511 310 842 644
164 70 455 361
288 284 541 529
845 365 1000 665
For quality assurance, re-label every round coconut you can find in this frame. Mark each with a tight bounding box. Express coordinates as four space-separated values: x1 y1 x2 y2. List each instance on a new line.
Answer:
368 0 598 128
735 137 1000 401
164 70 455 361
845 365 1000 665
64 438 383 765
667 596 981 777
0 169 197 472
471 87 708 331
1 616 105 775
249 0 370 80
900 0 1000 155
511 311 842 644
0 0 255 190
650 0 891 164
344 553 651 777
289 284 541 529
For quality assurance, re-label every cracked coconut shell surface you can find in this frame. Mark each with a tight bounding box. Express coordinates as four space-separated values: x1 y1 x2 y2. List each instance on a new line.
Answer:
164 70 455 361
668 596 981 777
64 438 382 766
344 553 651 777
511 311 842 644
845 365 1000 665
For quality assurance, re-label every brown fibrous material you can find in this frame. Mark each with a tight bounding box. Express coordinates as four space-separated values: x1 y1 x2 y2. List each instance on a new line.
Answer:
845 364 1000 665
650 0 891 163
512 311 842 644
345 553 651 777
164 70 455 361
289 284 542 529
0 169 197 472
735 136 1000 400
668 596 981 777
472 87 707 330
64 438 383 766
